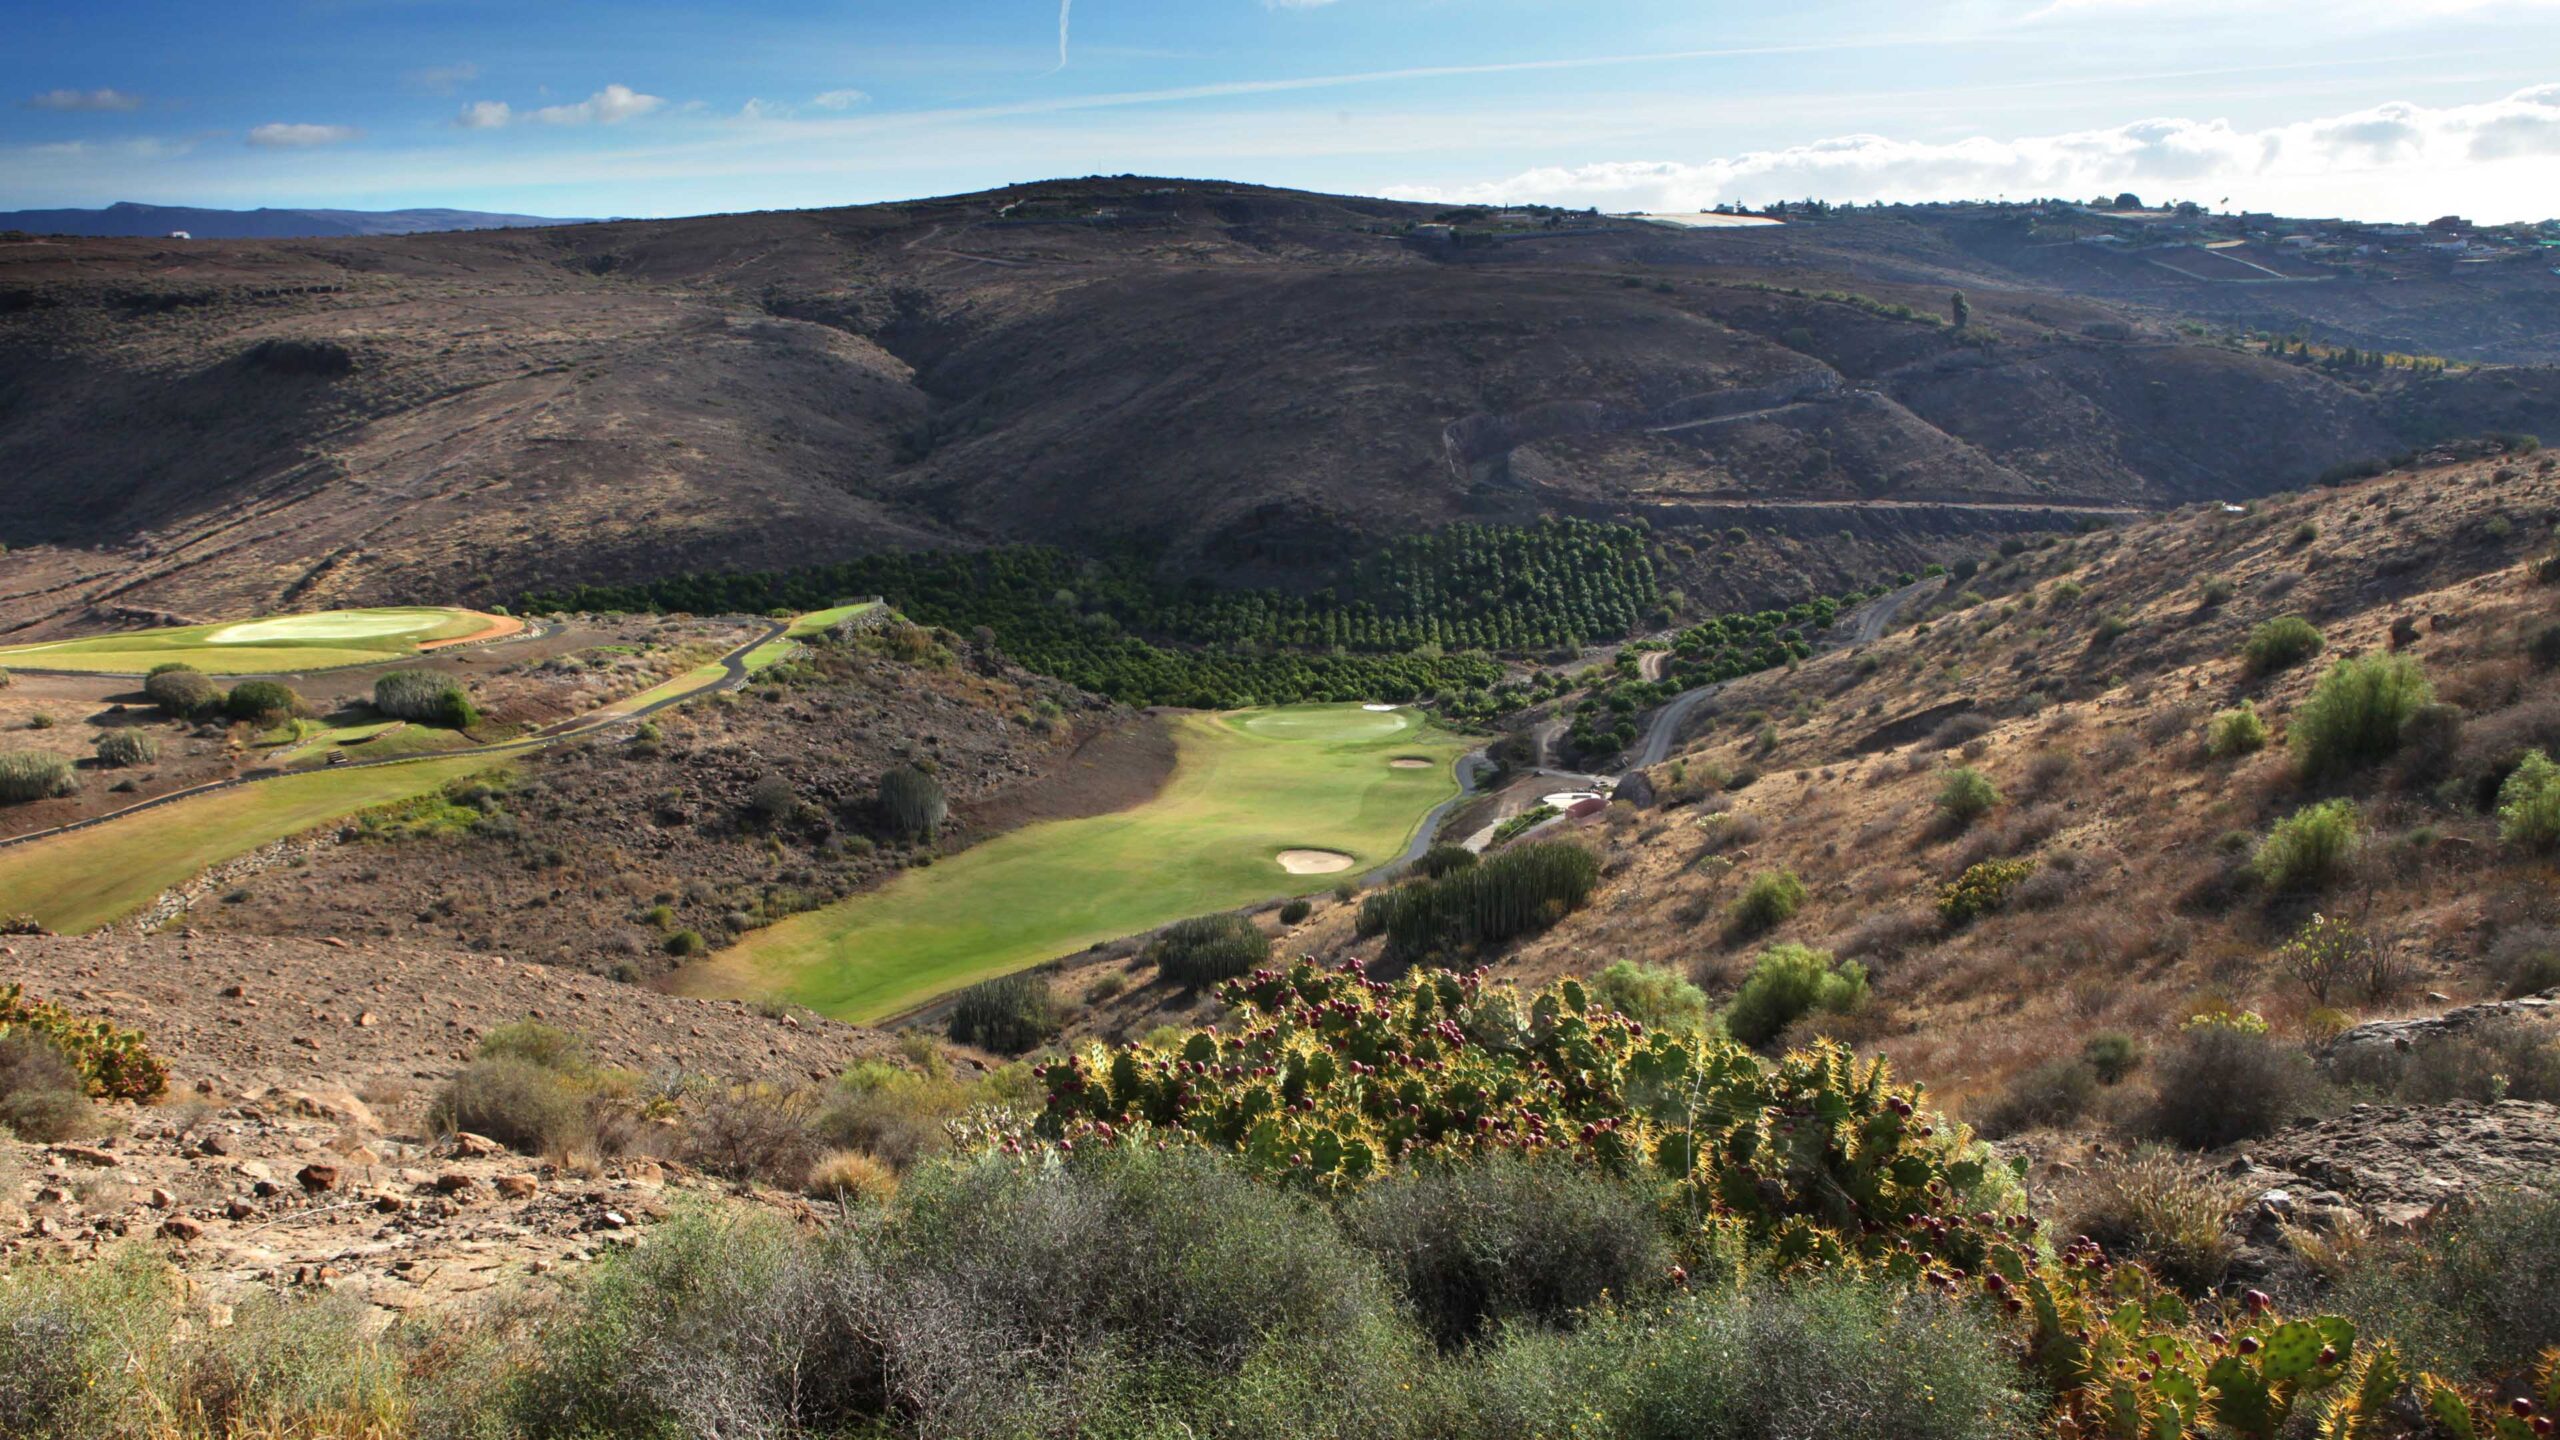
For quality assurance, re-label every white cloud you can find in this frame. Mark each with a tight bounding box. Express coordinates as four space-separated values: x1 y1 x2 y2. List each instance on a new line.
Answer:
1387 83 2560 218
813 89 870 109
530 84 664 126
454 100 513 129
740 98 784 120
246 122 360 148
23 87 143 112
407 63 479 95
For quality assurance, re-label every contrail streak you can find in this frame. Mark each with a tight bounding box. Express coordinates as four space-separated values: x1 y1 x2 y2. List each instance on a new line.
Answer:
1051 0 1072 73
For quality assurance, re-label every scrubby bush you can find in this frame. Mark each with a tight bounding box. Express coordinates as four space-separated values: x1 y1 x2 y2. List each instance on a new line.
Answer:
143 664 221 717
0 1033 96 1142
681 1084 825 1186
1589 960 1710 1034
2335 1183 2560 1378
2243 615 2325 675
88 733 158 774
2206 700 2269 758
1977 1057 2098 1137
1344 1155 1665 1349
2061 1147 2247 1293
1726 867 1806 938
804 1148 898 1204
2144 1018 2324 1149
945 972 1058 1055
1938 857 2034 925
2082 1030 2144 1083
223 679 304 722
1724 943 1867 1047
875 764 946 840
2497 748 2560 852
372 669 476 727
664 929 705 956
428 1056 586 1155
2483 924 2560 998
1143 912 1269 990
1445 1280 2035 1440
2289 654 2433 777
1935 766 2000 829
2531 621 2560 670
2332 1017 2560 1105
742 773 797 825
1277 897 1313 925
0 751 76 803
2252 799 2362 893
477 1018 593 1073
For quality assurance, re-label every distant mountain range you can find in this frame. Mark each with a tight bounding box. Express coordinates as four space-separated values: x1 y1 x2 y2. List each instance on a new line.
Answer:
0 201 587 239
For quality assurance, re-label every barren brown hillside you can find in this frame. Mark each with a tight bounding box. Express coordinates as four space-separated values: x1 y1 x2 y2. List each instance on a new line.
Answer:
7 179 2558 637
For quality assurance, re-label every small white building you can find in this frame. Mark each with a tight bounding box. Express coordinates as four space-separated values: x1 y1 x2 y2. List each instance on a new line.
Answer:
166 230 191 240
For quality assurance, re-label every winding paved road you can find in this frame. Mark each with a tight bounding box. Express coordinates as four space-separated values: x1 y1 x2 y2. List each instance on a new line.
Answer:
1631 575 1942 768
0 619 790 855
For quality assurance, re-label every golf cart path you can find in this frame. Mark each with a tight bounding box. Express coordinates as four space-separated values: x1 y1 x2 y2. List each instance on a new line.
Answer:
1633 575 1941 767
0 618 790 855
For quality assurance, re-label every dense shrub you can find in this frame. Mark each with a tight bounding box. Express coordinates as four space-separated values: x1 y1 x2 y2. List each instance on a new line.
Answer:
2144 1018 2325 1149
1415 842 1478 879
2252 799 2363 893
2531 621 2560 670
372 669 477 727
2207 700 2269 758
0 1033 96 1142
1938 857 2034 925
0 751 76 803
1358 841 1598 961
89 729 158 768
1935 765 2000 829
875 764 946 840
2334 1184 2560 1378
1277 897 1313 925
511 1146 1418 1440
742 773 797 825
2243 615 2325 675
1725 867 1806 938
2082 1030 2144 1084
1724 943 1868 1047
2331 1016 2560 1105
1344 1155 1665 1348
1143 912 1270 990
428 1056 587 1155
2289 654 2433 777
2483 923 2560 997
1444 1281 2035 1440
223 679 305 722
945 972 1059 1054
2498 748 2560 852
2061 1147 2247 1293
1977 1056 2098 1137
1589 960 1710 1034
681 1084 826 1186
142 664 221 717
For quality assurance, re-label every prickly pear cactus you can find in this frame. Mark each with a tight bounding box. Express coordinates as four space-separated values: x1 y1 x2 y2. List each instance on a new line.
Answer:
0 982 168 1101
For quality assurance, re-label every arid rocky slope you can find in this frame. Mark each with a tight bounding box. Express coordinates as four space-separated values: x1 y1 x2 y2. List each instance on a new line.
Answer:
7 179 2558 636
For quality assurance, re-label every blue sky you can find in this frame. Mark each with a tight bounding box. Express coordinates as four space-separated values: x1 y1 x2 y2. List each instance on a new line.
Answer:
7 0 2560 221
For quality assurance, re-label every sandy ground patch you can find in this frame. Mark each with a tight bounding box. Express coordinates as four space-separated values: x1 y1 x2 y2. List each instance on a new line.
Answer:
1277 848 1356 874
1388 757 1432 768
418 612 527 650
1542 790 1603 809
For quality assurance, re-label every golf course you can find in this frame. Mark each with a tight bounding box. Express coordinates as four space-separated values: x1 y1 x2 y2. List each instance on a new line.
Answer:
0 606 513 675
676 703 1472 1022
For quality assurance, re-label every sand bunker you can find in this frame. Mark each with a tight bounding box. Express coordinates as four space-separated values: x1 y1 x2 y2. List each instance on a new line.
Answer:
1542 791 1603 809
1277 848 1356 874
1388 757 1432 769
1362 703 1399 712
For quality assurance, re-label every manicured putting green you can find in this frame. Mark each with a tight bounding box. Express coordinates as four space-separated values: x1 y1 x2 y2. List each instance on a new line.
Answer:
677 703 1470 1022
0 607 499 676
785 601 882 639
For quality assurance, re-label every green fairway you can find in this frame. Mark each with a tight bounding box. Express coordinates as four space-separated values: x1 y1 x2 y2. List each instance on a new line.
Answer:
0 607 501 676
676 703 1469 1022
0 755 510 934
785 601 881 638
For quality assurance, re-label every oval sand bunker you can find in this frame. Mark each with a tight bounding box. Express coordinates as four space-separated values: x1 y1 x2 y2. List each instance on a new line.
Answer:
1388 756 1433 769
1277 848 1356 874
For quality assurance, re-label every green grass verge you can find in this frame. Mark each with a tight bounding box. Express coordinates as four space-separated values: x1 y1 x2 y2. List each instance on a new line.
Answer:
0 755 510 934
0 607 495 676
677 704 1468 1022
784 601 880 638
